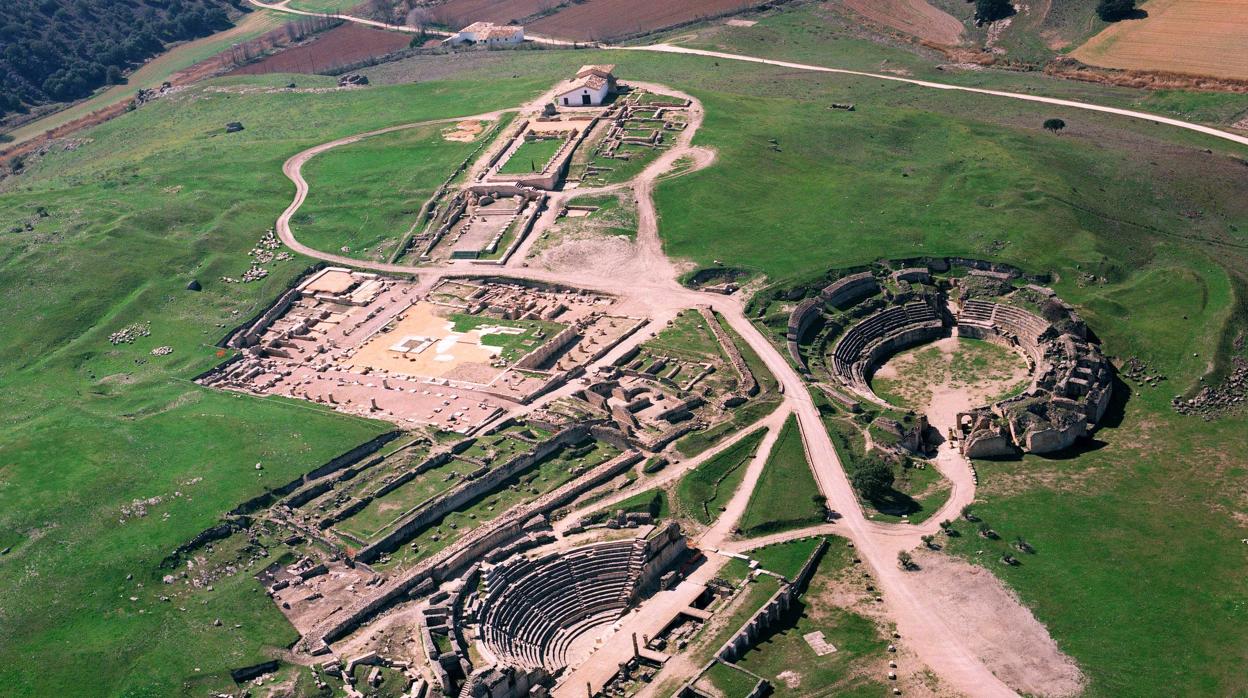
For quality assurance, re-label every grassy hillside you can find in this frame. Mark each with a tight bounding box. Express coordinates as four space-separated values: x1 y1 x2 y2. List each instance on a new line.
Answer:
296 120 495 261
593 50 1246 696
663 2 1248 126
0 68 566 697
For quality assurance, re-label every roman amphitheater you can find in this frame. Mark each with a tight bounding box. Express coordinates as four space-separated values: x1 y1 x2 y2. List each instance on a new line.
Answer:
182 67 1108 698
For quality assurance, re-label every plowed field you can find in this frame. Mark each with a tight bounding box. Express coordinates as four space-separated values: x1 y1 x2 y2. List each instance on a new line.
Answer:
230 24 411 75
1072 0 1248 80
429 0 552 28
527 0 760 41
841 0 964 45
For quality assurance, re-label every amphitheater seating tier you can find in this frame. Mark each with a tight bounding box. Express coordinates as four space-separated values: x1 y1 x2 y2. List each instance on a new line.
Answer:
477 540 647 670
830 302 943 386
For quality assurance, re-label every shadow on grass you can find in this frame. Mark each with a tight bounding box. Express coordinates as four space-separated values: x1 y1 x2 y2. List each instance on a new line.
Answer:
866 488 921 517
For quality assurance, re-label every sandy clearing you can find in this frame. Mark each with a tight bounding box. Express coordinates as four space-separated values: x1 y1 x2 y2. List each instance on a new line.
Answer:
910 550 1086 697
443 120 486 142
842 0 965 46
872 336 1032 432
1072 0 1248 81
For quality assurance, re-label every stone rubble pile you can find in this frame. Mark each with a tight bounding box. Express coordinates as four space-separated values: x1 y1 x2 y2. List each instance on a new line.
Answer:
1173 356 1248 419
109 321 151 345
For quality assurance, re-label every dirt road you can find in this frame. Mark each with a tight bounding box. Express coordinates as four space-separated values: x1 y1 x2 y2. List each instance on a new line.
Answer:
246 0 580 46
612 44 1248 148
272 83 1029 696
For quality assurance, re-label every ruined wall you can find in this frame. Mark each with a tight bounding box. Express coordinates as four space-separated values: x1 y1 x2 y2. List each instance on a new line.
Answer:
820 271 879 309
515 325 580 370
311 449 642 649
698 306 758 396
717 538 828 662
355 425 591 563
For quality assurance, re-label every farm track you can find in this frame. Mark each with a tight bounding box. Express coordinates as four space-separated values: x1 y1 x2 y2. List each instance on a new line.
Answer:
245 0 579 46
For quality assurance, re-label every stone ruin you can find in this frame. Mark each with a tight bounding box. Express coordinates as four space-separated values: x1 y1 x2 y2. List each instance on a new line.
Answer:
781 258 1114 457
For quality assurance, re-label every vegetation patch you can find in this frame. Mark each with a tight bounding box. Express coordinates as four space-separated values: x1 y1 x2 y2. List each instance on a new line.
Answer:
497 136 565 174
739 416 826 536
734 540 890 698
749 537 823 580
675 428 766 525
296 123 482 261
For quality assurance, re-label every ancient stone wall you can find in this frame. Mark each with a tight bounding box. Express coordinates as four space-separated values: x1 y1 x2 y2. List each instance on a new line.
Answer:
310 449 642 650
354 425 591 563
698 306 758 396
717 538 828 662
820 271 879 309
515 325 580 370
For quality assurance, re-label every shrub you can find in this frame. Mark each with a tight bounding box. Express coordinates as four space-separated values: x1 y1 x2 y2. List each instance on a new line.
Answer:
973 0 1015 23
1097 0 1138 21
850 455 895 500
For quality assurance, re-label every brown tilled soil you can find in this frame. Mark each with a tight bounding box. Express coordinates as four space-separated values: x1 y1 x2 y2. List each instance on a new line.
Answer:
1044 60 1248 94
1071 0 1248 81
428 0 551 28
909 550 1085 698
527 0 760 41
229 24 411 76
841 0 964 46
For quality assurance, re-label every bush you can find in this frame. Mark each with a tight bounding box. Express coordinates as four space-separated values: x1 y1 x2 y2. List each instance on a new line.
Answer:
850 456 894 500
972 0 1015 23
1097 0 1138 21
1043 118 1066 134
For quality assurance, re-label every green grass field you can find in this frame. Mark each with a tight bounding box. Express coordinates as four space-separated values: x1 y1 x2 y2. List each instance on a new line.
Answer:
332 457 477 542
376 439 621 569
287 0 368 13
0 64 568 697
610 488 669 520
449 314 567 363
701 661 762 697
739 415 825 536
295 123 484 260
733 539 890 698
660 2 1248 126
675 428 766 525
749 537 823 580
497 136 565 174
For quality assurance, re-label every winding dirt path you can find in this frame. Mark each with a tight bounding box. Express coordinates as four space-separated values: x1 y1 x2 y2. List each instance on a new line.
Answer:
272 85 1027 696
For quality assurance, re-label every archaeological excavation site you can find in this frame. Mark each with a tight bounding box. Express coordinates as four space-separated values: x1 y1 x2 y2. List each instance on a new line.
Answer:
98 48 1200 698
770 257 1114 461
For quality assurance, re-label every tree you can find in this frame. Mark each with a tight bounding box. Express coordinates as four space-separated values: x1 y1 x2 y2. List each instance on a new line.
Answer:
1097 0 1138 21
961 505 978 522
973 0 1015 24
850 457 894 501
1014 536 1035 553
897 551 914 570
1043 118 1066 134
921 534 937 550
978 522 998 539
